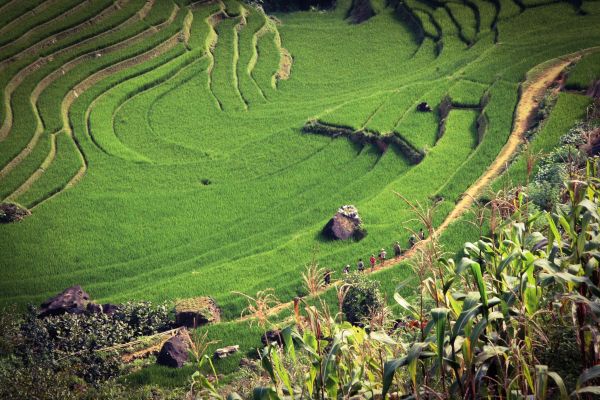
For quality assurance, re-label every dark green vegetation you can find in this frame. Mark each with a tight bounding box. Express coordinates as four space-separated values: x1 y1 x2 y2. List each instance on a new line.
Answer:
2 0 600 353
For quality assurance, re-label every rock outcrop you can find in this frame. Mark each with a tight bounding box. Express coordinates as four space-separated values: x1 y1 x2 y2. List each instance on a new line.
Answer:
86 302 119 315
39 286 90 318
156 334 189 368
322 205 366 241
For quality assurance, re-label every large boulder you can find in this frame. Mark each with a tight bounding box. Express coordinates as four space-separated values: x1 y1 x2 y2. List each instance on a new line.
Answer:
0 203 30 223
174 297 221 328
156 334 189 368
39 286 90 318
322 205 366 241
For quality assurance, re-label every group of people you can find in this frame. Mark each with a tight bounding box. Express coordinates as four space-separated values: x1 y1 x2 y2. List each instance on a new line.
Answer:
341 228 427 275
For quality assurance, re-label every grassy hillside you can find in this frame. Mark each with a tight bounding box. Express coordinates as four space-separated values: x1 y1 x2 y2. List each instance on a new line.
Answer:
1 0 600 321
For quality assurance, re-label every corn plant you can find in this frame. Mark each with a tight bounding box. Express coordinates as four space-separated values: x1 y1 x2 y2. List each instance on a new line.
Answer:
244 300 404 400
386 163 600 399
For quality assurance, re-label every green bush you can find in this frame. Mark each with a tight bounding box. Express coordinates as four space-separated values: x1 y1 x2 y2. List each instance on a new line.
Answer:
341 273 384 325
14 301 171 384
112 301 172 337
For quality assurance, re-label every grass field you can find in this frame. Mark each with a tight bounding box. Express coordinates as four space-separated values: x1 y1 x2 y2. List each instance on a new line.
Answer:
2 0 600 324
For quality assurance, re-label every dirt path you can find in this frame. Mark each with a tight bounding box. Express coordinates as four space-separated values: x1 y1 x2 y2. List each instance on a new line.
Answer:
236 48 599 324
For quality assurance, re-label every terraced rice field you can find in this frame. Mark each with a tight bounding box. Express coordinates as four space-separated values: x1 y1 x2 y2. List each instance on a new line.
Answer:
2 0 600 319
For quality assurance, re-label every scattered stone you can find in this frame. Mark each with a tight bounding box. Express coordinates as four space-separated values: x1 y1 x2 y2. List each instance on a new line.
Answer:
322 205 366 241
156 334 189 368
39 285 90 318
175 297 221 328
417 102 432 112
261 329 284 347
0 203 31 224
214 345 239 359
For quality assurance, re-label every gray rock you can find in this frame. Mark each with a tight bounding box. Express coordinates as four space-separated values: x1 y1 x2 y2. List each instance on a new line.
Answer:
156 335 189 368
214 345 239 359
323 209 366 241
39 286 90 318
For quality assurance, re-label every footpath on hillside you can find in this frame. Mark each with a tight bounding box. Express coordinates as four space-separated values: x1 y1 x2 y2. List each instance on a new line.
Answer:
238 48 600 324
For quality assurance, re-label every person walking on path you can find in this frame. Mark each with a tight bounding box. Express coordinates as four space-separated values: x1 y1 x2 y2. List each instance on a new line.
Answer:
409 234 417 248
379 248 387 266
324 270 332 285
393 241 402 258
357 259 365 273
418 228 425 241
343 264 350 275
369 254 376 271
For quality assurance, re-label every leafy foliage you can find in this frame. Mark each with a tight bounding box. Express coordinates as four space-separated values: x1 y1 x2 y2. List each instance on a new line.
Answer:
341 273 384 326
386 163 600 398
10 301 171 384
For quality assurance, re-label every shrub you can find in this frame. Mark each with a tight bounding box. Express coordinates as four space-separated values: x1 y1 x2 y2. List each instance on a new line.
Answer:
0 364 80 400
112 301 172 337
528 180 562 211
0 306 21 356
528 144 586 210
561 122 588 146
341 273 384 325
13 301 171 384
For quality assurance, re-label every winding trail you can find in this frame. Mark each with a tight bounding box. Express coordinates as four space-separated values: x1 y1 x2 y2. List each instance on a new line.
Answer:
236 47 599 323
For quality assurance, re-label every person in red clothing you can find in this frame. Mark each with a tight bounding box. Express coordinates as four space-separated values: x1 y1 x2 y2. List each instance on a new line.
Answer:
369 254 376 271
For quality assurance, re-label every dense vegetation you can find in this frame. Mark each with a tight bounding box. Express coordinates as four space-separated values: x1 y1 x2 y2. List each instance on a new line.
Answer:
0 0 598 320
2 0 600 397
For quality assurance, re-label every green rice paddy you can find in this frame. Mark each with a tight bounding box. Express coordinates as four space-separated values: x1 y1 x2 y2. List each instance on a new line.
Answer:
1 0 600 321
